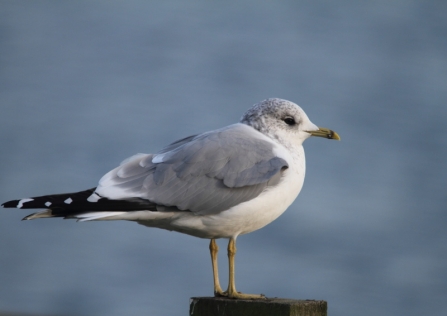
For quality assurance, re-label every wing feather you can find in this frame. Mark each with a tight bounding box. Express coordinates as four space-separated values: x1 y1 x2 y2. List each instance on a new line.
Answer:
95 123 288 215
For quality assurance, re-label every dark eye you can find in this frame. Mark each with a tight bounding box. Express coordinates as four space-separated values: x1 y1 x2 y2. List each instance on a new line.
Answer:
283 117 296 126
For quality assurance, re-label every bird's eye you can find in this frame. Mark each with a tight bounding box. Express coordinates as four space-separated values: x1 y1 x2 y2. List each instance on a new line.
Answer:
283 117 296 126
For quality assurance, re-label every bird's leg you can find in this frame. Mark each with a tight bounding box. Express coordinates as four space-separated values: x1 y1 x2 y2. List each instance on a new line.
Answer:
209 239 227 297
226 237 266 299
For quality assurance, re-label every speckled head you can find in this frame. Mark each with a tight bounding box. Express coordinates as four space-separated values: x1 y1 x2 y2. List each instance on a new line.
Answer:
240 98 319 145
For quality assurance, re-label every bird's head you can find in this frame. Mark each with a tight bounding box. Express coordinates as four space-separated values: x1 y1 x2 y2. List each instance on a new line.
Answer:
241 98 340 147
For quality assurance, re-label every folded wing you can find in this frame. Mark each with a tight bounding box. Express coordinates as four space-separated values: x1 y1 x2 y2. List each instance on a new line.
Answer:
96 123 289 215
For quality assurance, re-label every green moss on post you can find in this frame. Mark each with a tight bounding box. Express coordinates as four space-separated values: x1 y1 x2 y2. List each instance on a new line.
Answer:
189 297 327 316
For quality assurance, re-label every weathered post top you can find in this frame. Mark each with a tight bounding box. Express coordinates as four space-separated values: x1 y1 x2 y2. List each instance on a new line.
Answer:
190 297 327 316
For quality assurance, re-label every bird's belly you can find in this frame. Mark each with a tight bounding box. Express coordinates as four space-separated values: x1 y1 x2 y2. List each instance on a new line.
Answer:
165 168 304 239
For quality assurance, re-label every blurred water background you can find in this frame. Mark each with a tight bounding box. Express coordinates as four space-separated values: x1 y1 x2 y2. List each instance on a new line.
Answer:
1 1 446 315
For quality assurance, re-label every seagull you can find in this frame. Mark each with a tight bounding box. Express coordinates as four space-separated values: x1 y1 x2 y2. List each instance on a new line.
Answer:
2 98 340 299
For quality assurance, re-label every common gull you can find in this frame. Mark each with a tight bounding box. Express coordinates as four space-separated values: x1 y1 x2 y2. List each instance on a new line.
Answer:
2 98 340 299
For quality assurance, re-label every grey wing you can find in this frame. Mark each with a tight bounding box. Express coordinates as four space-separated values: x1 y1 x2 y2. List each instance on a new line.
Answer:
96 124 288 215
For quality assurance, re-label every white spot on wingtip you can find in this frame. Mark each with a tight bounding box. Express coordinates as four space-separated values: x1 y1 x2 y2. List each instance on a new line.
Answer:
87 193 100 203
17 198 34 208
45 202 52 207
64 198 73 204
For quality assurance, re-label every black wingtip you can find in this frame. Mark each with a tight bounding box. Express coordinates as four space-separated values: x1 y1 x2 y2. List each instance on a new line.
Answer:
2 200 20 208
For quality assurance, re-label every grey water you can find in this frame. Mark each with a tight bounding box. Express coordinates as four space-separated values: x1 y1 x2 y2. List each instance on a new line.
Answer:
1 1 446 315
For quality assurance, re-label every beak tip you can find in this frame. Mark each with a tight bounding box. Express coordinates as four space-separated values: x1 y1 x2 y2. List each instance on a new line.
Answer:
331 132 341 141
307 128 340 141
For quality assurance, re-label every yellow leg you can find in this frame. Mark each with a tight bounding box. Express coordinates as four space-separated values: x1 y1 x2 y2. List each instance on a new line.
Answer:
209 239 227 297
226 237 265 299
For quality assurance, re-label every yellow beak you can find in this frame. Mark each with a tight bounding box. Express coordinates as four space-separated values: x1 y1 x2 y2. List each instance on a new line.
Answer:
306 127 341 140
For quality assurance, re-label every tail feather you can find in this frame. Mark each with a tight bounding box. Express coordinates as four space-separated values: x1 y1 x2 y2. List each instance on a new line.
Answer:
2 188 158 220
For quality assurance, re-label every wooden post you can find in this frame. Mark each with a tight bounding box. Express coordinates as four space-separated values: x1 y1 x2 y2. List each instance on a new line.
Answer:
190 297 327 316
